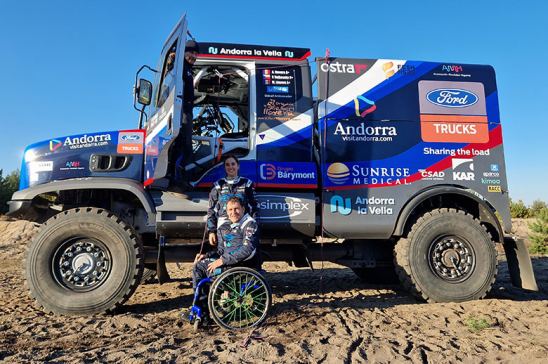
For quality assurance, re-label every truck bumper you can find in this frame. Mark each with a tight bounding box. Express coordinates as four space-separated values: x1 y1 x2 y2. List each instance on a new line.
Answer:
503 236 539 291
6 199 33 219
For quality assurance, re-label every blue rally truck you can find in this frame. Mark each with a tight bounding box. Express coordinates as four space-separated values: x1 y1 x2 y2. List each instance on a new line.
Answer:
9 16 537 315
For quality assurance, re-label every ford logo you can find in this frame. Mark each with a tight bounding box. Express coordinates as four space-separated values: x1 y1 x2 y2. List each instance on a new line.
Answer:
426 88 478 108
121 134 141 141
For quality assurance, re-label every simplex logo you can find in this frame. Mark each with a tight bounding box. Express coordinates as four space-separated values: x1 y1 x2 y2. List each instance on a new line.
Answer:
320 61 368 74
426 89 478 108
257 195 310 220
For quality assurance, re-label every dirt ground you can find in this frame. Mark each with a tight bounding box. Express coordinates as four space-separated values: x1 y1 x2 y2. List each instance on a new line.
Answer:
0 217 547 363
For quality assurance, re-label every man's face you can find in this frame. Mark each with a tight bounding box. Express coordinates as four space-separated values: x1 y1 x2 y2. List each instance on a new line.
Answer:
185 51 198 64
227 200 243 223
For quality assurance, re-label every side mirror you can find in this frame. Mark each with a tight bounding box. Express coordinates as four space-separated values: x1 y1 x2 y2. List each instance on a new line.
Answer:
136 79 153 106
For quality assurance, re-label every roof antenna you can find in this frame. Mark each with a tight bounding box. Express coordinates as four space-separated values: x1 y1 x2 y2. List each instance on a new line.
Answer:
187 30 195 41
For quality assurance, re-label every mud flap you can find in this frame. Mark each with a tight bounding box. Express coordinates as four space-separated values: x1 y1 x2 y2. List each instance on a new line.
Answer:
503 236 538 291
156 235 171 284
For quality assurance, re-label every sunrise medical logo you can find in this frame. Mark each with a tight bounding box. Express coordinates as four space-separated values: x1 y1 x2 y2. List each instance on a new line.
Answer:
327 163 350 185
452 158 475 181
426 89 478 108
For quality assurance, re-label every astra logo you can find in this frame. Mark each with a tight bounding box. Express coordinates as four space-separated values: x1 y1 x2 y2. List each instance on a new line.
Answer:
320 62 368 74
442 64 463 73
427 89 478 108
330 195 352 216
259 164 276 180
49 139 62 152
452 158 475 181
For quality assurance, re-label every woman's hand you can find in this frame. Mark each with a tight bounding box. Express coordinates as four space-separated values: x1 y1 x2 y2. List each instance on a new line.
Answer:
194 253 205 263
208 232 217 246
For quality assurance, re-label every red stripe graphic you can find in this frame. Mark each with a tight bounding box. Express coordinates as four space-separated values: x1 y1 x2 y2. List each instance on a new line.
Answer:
328 125 503 191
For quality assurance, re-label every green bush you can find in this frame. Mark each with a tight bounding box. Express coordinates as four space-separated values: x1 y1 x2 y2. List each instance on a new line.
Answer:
0 169 20 214
528 208 548 255
509 199 531 218
530 200 548 218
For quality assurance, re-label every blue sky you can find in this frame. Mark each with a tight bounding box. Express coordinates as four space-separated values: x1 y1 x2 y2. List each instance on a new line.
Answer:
1 0 546 204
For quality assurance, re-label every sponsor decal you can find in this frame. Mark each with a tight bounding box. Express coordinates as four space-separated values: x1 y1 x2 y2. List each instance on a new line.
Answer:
52 133 113 151
259 164 315 181
208 46 218 54
262 69 271 84
419 81 488 143
490 164 499 172
319 61 368 74
28 161 53 172
49 139 62 152
452 158 475 181
426 89 478 108
327 163 350 185
118 132 144 155
330 195 352 215
28 161 53 183
353 95 377 117
442 64 463 73
266 85 289 93
334 123 397 142
327 163 410 186
488 185 502 193
330 194 395 216
259 164 276 180
423 147 457 157
60 161 85 171
257 195 310 219
419 169 445 181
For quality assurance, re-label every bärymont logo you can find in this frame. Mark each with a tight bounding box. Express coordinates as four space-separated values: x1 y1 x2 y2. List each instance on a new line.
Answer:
426 88 478 108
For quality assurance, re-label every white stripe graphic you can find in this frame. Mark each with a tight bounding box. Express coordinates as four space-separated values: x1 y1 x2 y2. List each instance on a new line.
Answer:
317 59 406 118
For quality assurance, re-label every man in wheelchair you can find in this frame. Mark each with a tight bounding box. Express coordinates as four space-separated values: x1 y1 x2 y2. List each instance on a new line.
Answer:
192 196 261 287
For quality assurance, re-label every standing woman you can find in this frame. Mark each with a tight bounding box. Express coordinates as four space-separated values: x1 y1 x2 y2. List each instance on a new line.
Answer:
206 155 258 246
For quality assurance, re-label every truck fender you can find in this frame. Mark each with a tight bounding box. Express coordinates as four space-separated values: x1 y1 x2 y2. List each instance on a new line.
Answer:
393 185 504 242
9 178 156 224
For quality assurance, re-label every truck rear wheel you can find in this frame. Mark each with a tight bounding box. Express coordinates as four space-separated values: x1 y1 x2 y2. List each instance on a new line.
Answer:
394 208 497 302
25 208 143 315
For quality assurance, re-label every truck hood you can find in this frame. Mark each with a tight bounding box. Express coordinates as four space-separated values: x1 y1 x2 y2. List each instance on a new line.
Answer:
20 130 145 189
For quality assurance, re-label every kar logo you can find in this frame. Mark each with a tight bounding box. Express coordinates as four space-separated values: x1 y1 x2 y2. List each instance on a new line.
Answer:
452 158 475 181
330 195 352 216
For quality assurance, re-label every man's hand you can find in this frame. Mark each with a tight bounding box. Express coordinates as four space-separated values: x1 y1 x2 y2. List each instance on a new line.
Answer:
207 258 223 274
194 253 205 264
208 232 217 246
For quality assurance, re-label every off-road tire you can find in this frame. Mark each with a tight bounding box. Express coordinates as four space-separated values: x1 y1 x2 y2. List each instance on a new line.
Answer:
394 208 498 302
25 207 143 315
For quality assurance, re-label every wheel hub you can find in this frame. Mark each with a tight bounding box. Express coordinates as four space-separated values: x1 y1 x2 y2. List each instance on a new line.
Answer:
429 236 475 282
54 239 111 291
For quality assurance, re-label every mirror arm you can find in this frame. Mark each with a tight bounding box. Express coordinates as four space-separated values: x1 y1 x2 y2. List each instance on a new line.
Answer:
134 65 158 128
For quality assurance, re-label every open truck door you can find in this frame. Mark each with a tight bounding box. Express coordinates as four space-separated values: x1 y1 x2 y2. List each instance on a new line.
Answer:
143 15 188 189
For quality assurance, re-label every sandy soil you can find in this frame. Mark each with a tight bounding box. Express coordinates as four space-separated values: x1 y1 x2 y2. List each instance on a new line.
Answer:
0 217 547 363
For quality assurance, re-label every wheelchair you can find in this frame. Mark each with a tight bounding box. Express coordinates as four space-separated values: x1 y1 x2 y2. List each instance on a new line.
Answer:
188 266 271 331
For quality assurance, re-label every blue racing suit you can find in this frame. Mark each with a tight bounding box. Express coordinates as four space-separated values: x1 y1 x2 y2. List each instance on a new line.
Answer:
206 177 257 233
192 213 260 288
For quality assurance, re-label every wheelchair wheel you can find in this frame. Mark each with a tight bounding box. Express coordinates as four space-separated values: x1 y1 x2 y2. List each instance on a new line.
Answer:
208 267 271 331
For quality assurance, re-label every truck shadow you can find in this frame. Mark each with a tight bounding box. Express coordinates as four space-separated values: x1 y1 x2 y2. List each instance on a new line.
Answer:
121 256 548 315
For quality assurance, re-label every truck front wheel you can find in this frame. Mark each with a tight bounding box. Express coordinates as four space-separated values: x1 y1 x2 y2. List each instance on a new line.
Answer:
25 208 143 315
394 208 498 302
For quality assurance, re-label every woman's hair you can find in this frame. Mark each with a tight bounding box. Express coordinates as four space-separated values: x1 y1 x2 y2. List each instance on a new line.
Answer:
223 154 239 165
